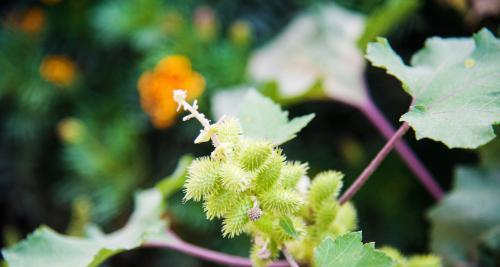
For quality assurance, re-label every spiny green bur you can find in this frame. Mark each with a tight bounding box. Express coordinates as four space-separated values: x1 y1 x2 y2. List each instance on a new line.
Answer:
381 247 442 267
183 116 357 266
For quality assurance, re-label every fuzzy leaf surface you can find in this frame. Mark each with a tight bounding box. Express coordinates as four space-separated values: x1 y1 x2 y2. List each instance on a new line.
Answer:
2 189 168 267
366 29 500 148
314 232 393 267
427 167 500 265
237 90 314 145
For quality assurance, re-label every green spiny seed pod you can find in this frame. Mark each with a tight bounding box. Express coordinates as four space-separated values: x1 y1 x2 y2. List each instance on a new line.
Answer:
252 150 285 191
260 188 302 215
222 197 252 238
330 201 357 235
287 237 315 264
184 157 221 201
379 247 405 264
314 199 338 232
279 161 308 189
250 244 270 267
238 140 273 171
250 238 279 267
273 216 305 243
308 170 343 211
406 255 442 267
220 162 252 192
250 214 274 238
215 116 242 144
203 189 239 220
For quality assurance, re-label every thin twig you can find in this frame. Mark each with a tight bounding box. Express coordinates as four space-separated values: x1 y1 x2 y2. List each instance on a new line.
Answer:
282 246 300 267
357 98 443 200
339 122 410 204
144 229 289 267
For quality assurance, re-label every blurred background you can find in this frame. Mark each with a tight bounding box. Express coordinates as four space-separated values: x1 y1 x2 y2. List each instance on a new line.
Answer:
0 0 499 266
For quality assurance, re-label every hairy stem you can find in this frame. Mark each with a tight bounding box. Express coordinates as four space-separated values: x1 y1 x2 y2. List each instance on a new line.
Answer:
339 122 410 204
145 229 289 267
282 246 300 267
358 99 443 200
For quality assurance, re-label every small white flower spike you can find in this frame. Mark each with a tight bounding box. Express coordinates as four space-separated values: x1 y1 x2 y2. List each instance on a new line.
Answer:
173 89 220 147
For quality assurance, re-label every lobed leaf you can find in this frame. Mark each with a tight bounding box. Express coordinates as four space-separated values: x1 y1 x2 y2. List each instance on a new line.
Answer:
237 90 314 145
2 189 168 267
366 29 500 148
314 232 393 267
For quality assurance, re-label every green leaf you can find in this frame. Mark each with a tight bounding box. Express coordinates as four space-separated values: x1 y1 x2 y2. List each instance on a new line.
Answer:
314 232 394 267
248 3 369 106
2 189 168 267
366 29 500 148
279 216 298 238
427 167 500 265
237 90 314 145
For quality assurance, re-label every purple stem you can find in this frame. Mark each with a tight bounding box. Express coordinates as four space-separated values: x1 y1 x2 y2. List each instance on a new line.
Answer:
339 123 410 204
357 100 444 200
144 229 290 267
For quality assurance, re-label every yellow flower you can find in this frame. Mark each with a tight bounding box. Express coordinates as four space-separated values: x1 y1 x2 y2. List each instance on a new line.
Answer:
138 55 205 128
18 7 45 34
39 55 77 87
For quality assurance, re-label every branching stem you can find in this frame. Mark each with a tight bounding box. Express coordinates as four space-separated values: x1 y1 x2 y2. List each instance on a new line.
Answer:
357 98 443 200
339 122 410 204
145 229 289 266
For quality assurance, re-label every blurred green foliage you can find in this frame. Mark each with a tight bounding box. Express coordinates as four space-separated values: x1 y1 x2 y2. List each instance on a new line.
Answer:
0 0 498 266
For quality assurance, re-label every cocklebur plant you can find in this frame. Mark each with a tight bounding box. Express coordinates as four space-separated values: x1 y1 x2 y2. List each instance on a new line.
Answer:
174 89 357 266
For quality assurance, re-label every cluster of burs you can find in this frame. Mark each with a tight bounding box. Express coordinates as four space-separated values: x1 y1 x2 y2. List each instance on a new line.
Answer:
183 116 357 266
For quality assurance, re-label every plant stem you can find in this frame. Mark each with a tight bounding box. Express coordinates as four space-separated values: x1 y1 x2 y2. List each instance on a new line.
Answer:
282 246 300 267
358 99 443 200
339 122 410 204
145 229 289 267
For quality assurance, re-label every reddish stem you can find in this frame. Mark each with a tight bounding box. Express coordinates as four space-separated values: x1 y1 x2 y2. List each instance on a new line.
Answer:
339 123 410 204
144 229 289 267
358 100 444 200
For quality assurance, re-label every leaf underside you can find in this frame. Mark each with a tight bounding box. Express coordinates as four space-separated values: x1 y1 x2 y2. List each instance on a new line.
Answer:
366 29 500 149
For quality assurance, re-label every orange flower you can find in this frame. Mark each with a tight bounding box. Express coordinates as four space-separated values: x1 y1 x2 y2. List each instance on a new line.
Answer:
39 55 77 87
18 7 45 34
138 55 205 128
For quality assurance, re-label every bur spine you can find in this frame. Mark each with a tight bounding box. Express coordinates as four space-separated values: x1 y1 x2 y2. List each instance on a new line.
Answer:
181 114 355 266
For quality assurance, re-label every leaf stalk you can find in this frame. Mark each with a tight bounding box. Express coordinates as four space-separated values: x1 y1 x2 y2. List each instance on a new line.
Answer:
339 122 410 204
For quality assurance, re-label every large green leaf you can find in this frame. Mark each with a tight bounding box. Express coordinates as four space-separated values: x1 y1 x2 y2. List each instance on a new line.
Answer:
366 29 500 148
237 90 314 145
2 189 166 267
1 155 192 267
314 232 394 267
248 3 369 106
427 167 500 265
